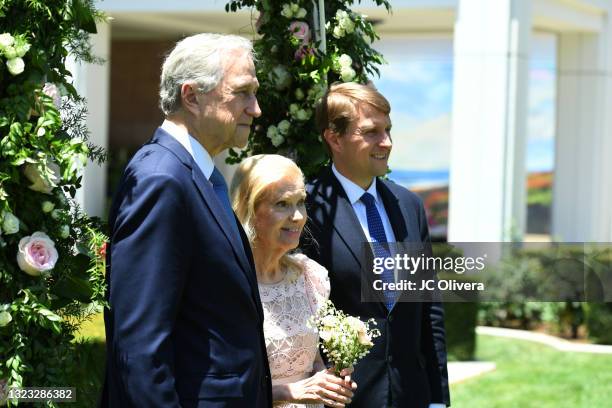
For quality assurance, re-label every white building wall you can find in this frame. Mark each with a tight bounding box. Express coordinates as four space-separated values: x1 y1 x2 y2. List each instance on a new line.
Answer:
70 23 111 218
448 0 531 241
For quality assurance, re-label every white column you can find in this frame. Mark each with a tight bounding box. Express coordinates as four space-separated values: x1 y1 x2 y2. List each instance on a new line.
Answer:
553 13 612 242
448 0 531 242
69 23 111 218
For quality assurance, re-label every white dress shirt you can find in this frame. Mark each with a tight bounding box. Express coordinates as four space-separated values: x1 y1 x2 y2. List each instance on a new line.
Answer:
161 120 214 179
332 164 396 245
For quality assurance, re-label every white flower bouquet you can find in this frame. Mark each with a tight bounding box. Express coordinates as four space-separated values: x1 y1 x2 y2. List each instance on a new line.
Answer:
309 300 380 375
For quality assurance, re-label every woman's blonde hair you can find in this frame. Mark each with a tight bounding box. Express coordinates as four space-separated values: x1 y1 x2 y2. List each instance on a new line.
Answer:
230 154 305 276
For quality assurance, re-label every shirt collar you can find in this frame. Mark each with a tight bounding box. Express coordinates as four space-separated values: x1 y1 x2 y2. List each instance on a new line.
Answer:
161 119 214 179
331 164 380 205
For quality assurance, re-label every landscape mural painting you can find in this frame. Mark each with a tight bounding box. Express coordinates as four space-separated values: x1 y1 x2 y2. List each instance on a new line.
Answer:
374 34 556 240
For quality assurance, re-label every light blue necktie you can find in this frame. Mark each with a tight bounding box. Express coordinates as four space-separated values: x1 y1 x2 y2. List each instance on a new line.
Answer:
209 167 242 242
360 192 396 310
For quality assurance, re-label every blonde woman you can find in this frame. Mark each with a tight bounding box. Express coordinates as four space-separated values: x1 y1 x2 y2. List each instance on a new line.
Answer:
231 154 355 408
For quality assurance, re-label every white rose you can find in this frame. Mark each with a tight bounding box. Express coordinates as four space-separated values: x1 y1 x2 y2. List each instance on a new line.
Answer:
307 83 326 102
60 225 70 239
332 25 345 39
6 57 24 75
321 315 339 328
2 46 17 59
295 109 310 121
267 125 279 139
296 7 307 19
358 330 373 346
290 3 299 14
270 133 285 147
281 4 293 18
338 54 353 69
1 212 19 235
340 67 356 82
269 65 291 90
347 316 367 333
15 42 30 58
295 88 305 100
16 232 59 276
0 33 15 49
342 18 355 34
51 209 62 220
0 311 12 327
277 120 290 135
289 103 299 115
23 161 61 194
319 329 332 341
41 201 55 213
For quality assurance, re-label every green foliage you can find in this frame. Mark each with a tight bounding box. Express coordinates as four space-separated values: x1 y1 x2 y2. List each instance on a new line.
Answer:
585 303 612 345
226 0 391 177
444 301 478 361
0 0 107 403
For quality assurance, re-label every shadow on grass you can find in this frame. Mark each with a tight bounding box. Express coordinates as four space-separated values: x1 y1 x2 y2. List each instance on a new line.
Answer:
71 339 105 407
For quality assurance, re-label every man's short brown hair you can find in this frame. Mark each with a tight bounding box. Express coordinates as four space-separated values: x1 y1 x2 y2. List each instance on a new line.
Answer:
315 82 391 155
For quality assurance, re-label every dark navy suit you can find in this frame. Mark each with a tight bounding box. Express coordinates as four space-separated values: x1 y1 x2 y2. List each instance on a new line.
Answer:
101 128 272 407
302 167 450 408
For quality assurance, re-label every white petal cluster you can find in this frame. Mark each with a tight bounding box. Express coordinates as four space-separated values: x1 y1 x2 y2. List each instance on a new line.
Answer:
307 83 327 102
281 3 307 19
1 211 20 235
309 300 380 373
0 33 30 76
289 103 312 121
333 54 356 82
332 10 355 39
268 65 292 90
266 125 285 147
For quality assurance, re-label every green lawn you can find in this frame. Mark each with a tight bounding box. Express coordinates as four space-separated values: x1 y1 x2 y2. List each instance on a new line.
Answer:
450 335 612 407
73 316 612 407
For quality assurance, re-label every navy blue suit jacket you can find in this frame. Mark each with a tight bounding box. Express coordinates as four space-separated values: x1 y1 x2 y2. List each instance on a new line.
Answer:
302 167 450 408
101 128 272 407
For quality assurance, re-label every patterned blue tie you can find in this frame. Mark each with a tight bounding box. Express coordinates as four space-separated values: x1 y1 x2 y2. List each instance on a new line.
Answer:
360 192 396 310
209 167 242 241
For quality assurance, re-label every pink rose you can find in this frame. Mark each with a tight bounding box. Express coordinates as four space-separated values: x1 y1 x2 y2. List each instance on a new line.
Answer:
42 83 62 109
16 232 59 276
288 21 311 45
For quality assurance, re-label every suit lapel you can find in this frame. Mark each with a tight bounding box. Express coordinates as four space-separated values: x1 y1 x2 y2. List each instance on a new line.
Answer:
378 181 409 243
152 129 260 302
323 169 366 269
318 168 387 311
190 166 256 287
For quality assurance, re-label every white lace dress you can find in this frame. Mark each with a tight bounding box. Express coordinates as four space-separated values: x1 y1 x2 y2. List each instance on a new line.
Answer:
258 253 330 408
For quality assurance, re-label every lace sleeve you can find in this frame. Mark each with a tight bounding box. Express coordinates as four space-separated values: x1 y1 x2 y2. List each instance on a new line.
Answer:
295 253 330 314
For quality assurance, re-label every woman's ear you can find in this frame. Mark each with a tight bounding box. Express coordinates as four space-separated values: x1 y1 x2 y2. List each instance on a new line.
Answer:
180 83 200 115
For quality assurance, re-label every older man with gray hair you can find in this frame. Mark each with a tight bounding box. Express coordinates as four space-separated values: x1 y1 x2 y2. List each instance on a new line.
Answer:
100 33 271 407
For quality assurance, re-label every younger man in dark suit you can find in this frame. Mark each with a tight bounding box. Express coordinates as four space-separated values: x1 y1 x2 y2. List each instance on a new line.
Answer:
302 82 450 408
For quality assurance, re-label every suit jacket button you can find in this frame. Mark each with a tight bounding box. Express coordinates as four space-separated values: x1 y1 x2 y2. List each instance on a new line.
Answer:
262 375 269 388
387 355 393 363
388 315 394 322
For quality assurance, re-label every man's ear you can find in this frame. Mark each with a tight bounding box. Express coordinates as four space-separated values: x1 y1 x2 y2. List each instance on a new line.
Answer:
323 129 342 155
180 83 200 116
